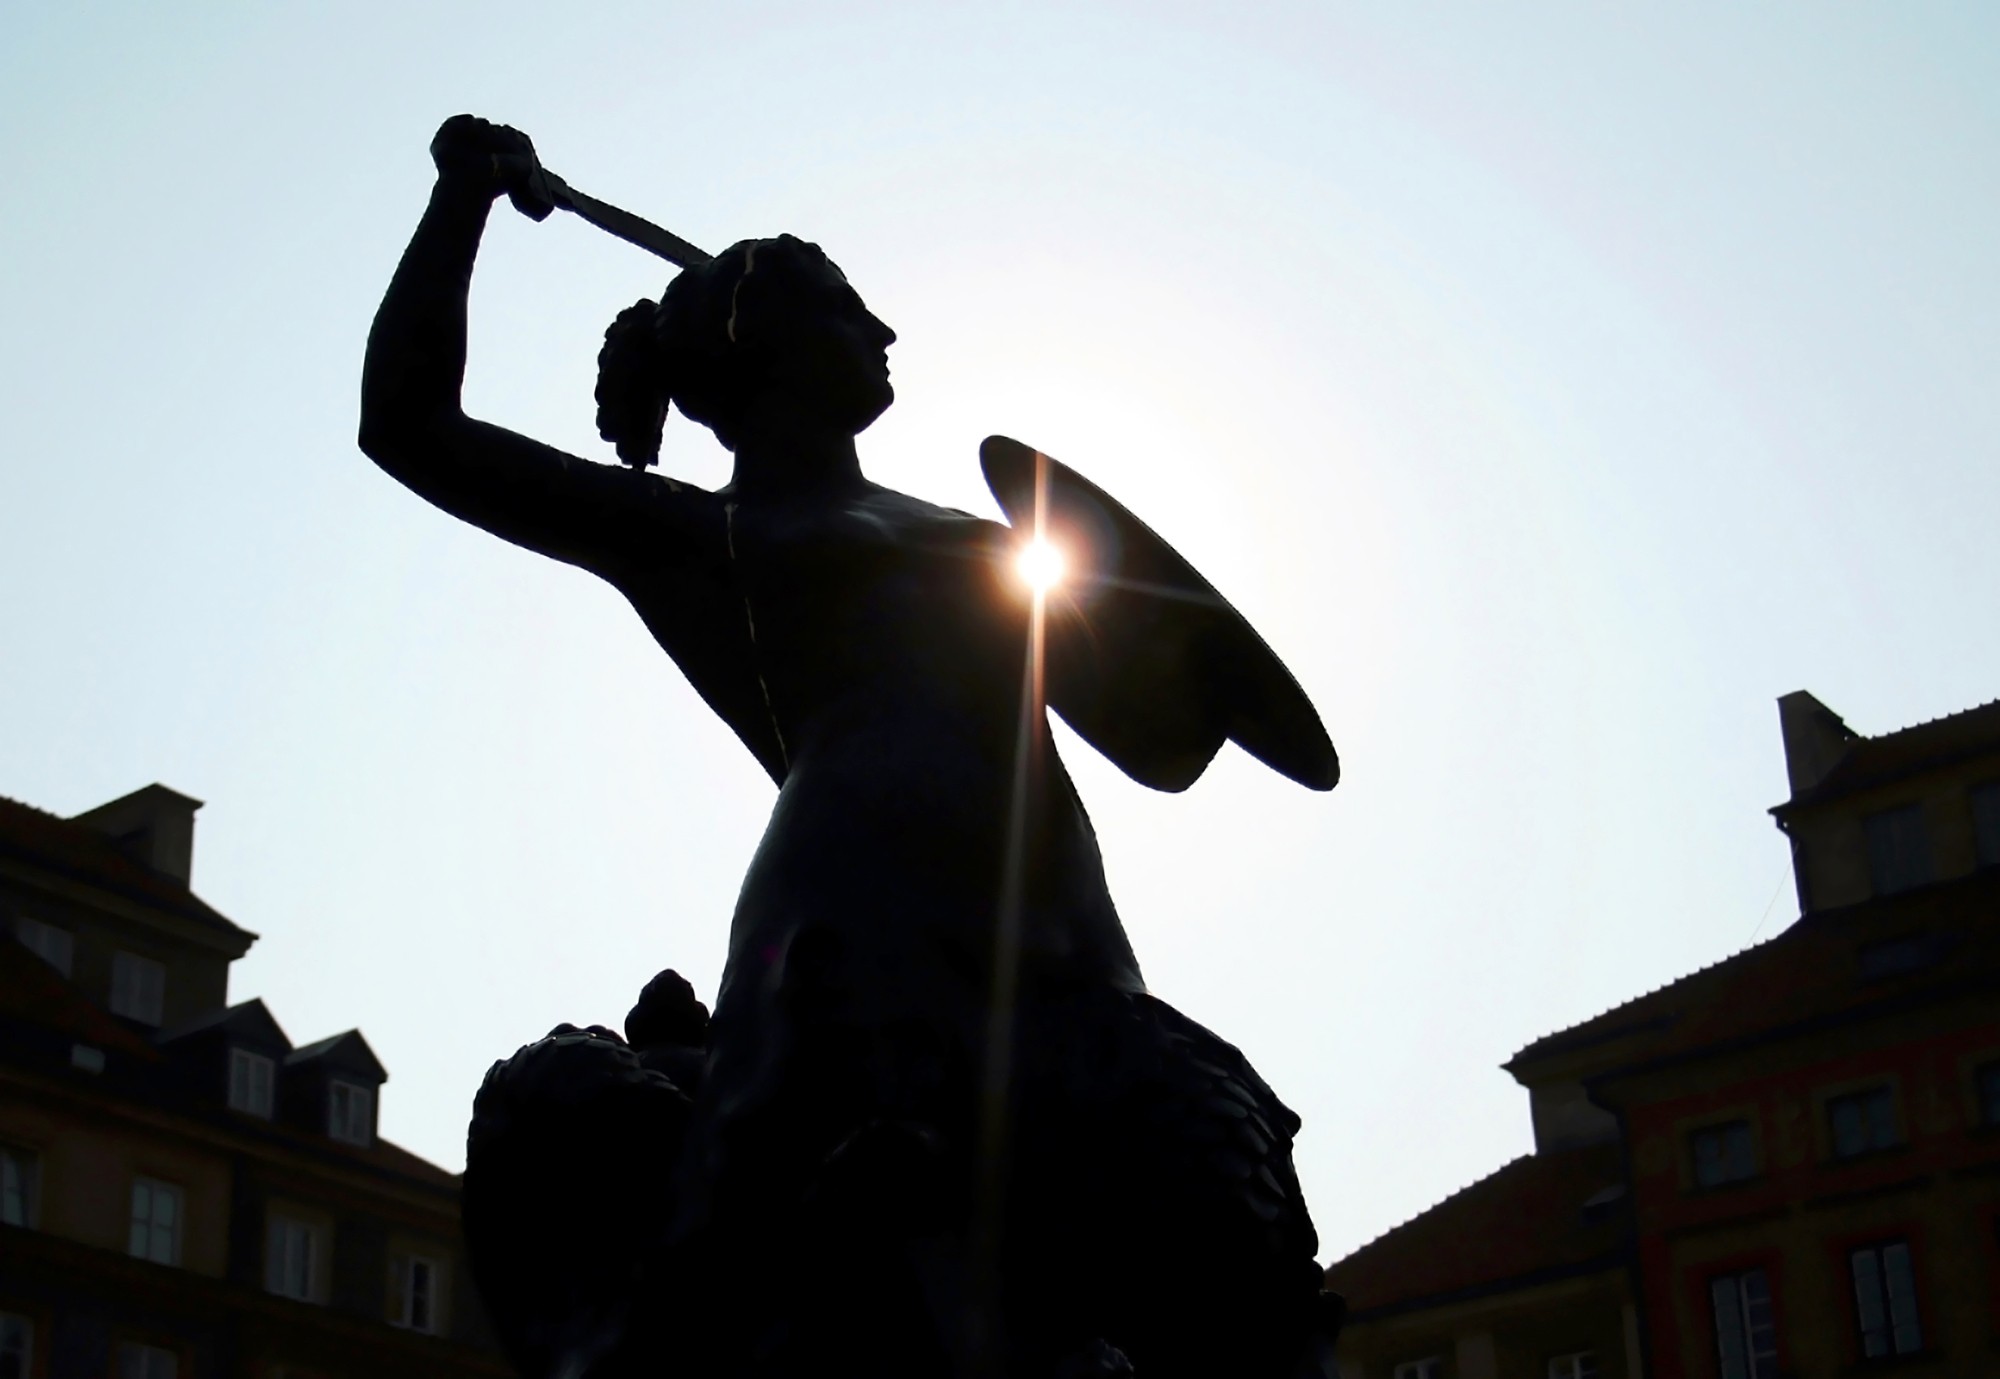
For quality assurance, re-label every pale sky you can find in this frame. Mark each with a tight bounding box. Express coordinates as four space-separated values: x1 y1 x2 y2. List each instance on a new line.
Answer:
3 3 1995 1263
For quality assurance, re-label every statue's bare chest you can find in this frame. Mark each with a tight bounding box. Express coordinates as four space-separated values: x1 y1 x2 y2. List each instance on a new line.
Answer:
724 488 1023 715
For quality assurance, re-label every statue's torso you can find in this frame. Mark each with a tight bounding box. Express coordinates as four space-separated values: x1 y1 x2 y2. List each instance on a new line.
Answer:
610 479 1142 1049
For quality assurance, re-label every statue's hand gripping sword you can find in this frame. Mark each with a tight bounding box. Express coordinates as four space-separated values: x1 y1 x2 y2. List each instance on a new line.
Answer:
503 156 713 269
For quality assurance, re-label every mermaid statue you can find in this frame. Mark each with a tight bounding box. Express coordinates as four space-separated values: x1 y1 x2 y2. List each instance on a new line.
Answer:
361 115 1344 1379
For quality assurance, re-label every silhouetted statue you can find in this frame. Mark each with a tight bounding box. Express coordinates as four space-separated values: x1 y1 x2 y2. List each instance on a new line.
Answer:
364 115 1343 1379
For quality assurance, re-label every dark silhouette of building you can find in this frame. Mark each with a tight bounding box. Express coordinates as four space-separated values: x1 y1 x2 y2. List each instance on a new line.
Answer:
0 784 503 1379
1326 692 2000 1378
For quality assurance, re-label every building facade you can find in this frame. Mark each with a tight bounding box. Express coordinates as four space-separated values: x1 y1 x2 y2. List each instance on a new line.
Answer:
0 784 504 1379
1327 692 2000 1378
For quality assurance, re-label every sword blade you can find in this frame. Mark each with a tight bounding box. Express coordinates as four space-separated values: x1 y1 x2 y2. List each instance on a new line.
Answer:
542 171 713 268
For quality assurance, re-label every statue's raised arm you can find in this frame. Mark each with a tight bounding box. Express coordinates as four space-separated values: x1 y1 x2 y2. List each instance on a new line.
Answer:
357 116 792 780
358 115 714 578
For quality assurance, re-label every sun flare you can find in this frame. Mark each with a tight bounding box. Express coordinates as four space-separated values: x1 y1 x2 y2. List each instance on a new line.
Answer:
1016 538 1067 595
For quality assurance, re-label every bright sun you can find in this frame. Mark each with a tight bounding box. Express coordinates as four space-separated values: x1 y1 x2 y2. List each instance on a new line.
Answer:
1016 538 1067 594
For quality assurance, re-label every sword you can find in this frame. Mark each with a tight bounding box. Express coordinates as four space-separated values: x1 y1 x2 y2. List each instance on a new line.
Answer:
504 161 713 269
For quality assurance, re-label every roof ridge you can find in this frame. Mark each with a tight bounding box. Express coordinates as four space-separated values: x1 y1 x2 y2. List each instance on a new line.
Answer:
1869 695 2000 742
0 794 71 822
1333 1154 1534 1261
1508 917 1807 1066
288 1030 358 1059
1324 1141 1630 1313
0 794 254 942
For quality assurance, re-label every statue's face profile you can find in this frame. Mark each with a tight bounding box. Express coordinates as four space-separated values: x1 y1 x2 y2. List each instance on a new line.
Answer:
760 252 898 436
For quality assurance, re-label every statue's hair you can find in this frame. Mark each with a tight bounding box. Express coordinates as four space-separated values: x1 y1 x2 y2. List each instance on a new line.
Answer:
594 234 836 463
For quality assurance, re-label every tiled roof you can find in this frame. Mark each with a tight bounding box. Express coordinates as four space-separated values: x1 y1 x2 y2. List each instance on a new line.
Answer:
1504 929 1790 1070
1 941 454 1189
286 1029 388 1082
1323 1141 1627 1316
367 1136 459 1188
1508 867 2000 1076
1 793 453 1191
156 997 292 1051
0 938 160 1059
1779 697 2000 813
0 794 252 943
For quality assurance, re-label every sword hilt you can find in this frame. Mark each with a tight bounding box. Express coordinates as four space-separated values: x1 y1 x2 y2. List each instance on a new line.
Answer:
494 148 557 222
507 178 556 223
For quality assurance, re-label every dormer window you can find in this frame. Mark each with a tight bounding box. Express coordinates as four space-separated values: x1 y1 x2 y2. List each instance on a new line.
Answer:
110 951 166 1026
228 1049 275 1119
328 1081 373 1146
283 1031 386 1145
1863 805 1932 896
13 917 73 978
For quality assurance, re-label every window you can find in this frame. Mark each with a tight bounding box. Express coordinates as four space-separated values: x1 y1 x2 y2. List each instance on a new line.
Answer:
1393 1361 1443 1379
1547 1354 1598 1379
396 1254 442 1333
1858 931 1953 981
266 1216 317 1302
13 916 73 977
1864 804 1932 895
0 1312 30 1379
1828 1086 1899 1159
116 1341 179 1379
0 1144 37 1227
129 1178 182 1265
327 1081 372 1146
1691 1119 1757 1187
110 950 166 1025
1972 782 2000 868
229 1049 275 1118
1710 1268 1779 1379
1850 1240 1922 1357
1977 1061 2000 1127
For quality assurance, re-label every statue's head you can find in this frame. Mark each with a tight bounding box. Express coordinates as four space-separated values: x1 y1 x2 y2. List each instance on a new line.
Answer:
596 235 896 463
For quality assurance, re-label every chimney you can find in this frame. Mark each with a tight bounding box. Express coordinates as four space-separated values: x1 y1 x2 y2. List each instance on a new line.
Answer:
71 784 204 886
1776 691 1857 799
